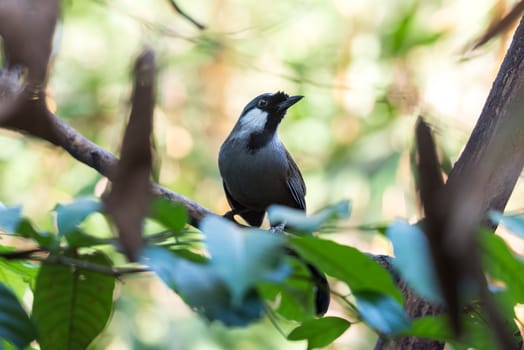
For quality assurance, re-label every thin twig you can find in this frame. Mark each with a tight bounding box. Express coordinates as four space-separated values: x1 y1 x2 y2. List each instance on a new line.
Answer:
0 248 150 277
0 248 46 259
167 0 206 30
28 255 151 277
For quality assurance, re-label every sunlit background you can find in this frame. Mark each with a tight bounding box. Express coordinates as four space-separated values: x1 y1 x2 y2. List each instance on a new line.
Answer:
0 0 520 348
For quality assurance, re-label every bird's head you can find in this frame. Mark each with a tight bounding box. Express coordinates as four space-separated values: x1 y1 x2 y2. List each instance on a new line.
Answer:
236 91 303 135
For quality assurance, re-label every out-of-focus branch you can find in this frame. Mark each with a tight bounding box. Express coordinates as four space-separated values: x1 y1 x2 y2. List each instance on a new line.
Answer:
0 0 59 82
167 0 206 30
0 0 60 143
374 14 524 350
104 50 156 261
471 0 524 50
0 0 213 229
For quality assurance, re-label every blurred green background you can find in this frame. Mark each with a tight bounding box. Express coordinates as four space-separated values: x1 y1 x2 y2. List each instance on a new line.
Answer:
1 0 520 348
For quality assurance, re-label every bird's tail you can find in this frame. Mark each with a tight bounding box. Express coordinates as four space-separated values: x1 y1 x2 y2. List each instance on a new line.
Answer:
285 247 330 315
304 261 331 315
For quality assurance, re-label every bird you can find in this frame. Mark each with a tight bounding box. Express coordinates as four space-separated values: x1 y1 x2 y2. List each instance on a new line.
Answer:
218 91 330 315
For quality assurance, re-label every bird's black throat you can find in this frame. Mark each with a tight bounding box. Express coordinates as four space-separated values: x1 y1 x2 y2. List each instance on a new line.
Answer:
246 111 283 153
247 130 273 153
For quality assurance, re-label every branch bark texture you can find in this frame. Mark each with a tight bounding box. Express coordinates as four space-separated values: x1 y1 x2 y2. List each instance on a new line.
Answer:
375 14 524 350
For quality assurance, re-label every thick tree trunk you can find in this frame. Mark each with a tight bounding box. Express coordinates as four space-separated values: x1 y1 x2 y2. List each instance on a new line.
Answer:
374 15 524 350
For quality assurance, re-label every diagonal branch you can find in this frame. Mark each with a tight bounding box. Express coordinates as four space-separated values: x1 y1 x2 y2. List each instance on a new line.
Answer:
375 13 524 350
44 107 214 227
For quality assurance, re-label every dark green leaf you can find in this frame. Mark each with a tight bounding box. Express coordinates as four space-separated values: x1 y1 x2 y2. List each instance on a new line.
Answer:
449 305 506 350
387 219 442 303
0 255 38 298
32 251 115 350
171 249 208 264
16 219 55 247
64 229 107 248
401 315 452 341
149 197 188 233
403 298 517 349
54 198 101 236
267 200 350 233
489 211 524 238
140 247 265 327
274 287 313 321
355 291 410 335
0 283 37 349
357 222 389 236
0 205 22 233
290 236 402 302
287 316 350 349
258 259 317 321
480 230 524 304
201 216 288 305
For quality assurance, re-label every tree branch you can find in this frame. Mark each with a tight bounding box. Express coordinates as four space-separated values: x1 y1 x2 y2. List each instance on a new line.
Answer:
0 249 150 277
374 13 524 350
166 0 206 30
45 108 214 227
1 3 523 349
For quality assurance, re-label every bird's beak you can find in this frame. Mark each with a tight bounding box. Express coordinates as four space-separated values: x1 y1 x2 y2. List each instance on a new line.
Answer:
278 95 303 112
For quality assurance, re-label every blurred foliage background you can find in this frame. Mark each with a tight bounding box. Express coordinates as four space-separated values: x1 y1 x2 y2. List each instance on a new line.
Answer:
0 0 521 348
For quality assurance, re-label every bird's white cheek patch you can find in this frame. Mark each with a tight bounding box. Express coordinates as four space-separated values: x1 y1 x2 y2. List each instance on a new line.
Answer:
239 108 268 135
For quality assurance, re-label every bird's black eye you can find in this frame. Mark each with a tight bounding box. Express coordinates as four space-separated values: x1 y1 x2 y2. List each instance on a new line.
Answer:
257 98 268 108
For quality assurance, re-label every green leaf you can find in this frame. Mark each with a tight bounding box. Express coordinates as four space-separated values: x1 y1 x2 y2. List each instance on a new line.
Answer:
0 205 22 233
0 283 38 349
357 222 389 236
201 216 288 305
290 236 402 302
267 200 350 233
401 315 452 341
171 249 208 264
16 219 56 248
287 316 350 349
149 197 188 233
387 219 442 303
32 251 115 350
402 296 517 349
258 259 318 321
355 291 410 335
0 253 38 298
449 305 506 350
64 229 106 248
54 198 101 236
480 230 524 304
489 211 524 238
140 246 265 327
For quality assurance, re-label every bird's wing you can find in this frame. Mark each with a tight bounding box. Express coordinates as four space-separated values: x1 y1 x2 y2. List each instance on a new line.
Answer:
223 181 265 226
223 181 243 212
285 149 307 211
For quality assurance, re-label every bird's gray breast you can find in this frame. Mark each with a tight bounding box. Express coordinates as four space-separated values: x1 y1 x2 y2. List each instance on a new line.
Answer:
219 136 293 210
